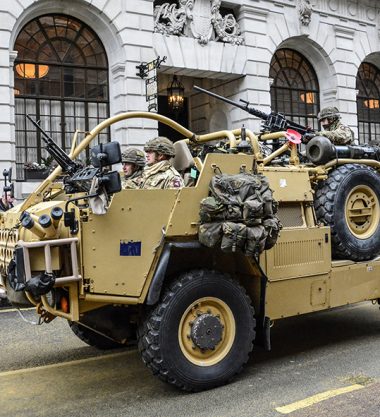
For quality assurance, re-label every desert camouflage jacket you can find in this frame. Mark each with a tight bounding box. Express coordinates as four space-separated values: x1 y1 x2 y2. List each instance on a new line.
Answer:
316 120 354 145
122 168 144 190
140 160 184 189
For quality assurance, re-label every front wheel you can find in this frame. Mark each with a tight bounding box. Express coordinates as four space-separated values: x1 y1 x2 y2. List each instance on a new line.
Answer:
138 270 256 391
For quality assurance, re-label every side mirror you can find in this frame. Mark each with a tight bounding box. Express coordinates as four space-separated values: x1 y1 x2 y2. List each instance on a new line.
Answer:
99 171 121 194
63 210 78 235
91 142 121 168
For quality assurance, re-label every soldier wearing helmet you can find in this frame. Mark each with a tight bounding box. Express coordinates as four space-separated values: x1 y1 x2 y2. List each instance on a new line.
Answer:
315 106 354 145
140 136 184 189
121 147 146 189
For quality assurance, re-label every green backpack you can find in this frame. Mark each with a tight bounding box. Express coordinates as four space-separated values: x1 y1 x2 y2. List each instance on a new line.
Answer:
198 172 282 256
221 222 247 253
199 196 242 223
198 222 223 248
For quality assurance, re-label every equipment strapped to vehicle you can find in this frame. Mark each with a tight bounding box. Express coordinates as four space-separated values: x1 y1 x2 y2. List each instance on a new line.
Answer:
198 172 282 255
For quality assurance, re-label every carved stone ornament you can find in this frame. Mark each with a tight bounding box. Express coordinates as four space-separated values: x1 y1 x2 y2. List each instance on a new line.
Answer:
154 0 244 46
297 0 313 26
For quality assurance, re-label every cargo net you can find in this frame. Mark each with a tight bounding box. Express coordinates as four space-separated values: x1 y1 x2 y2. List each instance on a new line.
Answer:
198 173 282 256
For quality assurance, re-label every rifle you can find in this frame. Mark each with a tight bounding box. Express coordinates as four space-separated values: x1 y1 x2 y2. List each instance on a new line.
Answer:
27 115 80 175
194 85 314 136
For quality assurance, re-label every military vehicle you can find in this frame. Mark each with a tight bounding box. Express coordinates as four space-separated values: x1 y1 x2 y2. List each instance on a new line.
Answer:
1 89 380 392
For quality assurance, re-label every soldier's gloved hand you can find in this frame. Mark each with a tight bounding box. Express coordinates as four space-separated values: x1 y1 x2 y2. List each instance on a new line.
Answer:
302 132 315 144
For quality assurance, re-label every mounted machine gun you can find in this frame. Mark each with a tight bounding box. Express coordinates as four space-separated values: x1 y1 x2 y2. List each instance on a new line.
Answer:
194 85 314 136
26 115 121 196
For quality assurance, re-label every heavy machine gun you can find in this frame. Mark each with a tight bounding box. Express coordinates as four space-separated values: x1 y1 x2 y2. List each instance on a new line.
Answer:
27 115 121 195
194 85 314 136
27 115 81 175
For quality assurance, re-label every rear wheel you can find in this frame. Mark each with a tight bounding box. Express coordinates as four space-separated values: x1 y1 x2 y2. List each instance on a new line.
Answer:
138 269 255 391
315 164 380 260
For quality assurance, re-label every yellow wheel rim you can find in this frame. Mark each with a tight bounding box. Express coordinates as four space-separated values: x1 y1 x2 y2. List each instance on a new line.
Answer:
178 297 236 366
345 185 380 239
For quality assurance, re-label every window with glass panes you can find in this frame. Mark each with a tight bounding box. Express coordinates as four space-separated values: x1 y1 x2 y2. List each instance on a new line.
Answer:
14 14 109 179
269 49 320 131
356 62 380 144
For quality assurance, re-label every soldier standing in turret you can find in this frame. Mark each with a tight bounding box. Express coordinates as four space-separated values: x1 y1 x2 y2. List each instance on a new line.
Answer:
121 147 146 189
141 136 184 189
316 106 354 145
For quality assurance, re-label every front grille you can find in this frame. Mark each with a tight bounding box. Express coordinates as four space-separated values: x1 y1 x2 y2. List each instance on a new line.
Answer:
0 228 19 275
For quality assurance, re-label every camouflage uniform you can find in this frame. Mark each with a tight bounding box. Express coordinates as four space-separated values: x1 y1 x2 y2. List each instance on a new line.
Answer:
316 107 354 145
122 168 144 189
140 160 184 189
141 136 184 189
121 147 145 189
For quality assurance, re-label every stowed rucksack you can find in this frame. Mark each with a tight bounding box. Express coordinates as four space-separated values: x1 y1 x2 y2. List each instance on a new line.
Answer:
198 172 282 256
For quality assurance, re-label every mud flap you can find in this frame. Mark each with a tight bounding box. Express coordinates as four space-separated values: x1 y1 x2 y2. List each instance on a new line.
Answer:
255 316 271 351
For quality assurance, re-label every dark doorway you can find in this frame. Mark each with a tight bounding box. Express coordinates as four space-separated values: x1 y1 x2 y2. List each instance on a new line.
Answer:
158 95 189 142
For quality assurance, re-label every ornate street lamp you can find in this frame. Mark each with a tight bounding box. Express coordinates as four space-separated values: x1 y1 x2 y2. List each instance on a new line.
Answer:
167 75 184 114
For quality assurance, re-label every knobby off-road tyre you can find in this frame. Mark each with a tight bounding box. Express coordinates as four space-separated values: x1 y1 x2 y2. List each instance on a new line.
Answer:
68 321 123 350
315 164 380 261
137 269 256 391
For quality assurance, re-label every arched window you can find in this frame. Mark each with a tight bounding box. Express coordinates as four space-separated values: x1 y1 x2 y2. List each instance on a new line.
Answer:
269 48 320 130
14 14 109 179
356 62 380 144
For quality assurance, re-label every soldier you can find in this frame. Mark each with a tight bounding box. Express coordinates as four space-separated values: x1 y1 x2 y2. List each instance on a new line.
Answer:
0 193 14 212
121 147 146 189
315 106 354 145
140 136 184 189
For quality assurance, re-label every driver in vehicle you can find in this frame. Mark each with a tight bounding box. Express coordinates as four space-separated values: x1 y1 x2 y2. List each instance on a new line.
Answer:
140 136 184 189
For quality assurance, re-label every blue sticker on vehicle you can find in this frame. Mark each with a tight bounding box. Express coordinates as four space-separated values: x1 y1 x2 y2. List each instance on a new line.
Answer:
120 241 142 256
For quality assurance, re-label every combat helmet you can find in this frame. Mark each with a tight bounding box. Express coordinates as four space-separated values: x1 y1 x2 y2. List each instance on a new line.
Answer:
317 106 341 121
144 136 175 157
121 147 146 167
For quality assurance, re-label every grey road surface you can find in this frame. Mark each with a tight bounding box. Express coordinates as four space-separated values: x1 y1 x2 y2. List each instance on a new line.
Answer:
0 302 380 417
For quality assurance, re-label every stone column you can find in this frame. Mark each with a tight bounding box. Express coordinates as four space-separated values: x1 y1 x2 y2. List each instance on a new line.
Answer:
0 50 17 192
113 0 158 149
234 4 272 133
332 25 358 140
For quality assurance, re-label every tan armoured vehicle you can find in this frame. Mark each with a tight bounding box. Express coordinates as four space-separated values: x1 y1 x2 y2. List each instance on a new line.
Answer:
1 91 380 392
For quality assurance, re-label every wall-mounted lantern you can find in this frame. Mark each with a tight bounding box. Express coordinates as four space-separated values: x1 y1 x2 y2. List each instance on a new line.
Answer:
167 75 184 113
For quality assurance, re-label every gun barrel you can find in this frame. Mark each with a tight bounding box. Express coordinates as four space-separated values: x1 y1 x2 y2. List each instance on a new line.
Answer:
194 85 270 121
27 114 78 174
193 85 245 109
26 115 48 142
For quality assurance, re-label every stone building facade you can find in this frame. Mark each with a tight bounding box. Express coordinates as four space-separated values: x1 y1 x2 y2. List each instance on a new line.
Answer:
0 0 379 198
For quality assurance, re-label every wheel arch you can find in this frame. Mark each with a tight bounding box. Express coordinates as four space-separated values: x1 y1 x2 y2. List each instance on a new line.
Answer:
146 242 262 304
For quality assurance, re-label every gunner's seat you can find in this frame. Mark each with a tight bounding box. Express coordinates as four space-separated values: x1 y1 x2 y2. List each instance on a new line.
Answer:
172 140 202 186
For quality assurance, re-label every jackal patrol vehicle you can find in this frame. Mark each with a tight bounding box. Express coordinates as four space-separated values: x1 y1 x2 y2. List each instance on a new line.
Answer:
1 88 380 391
